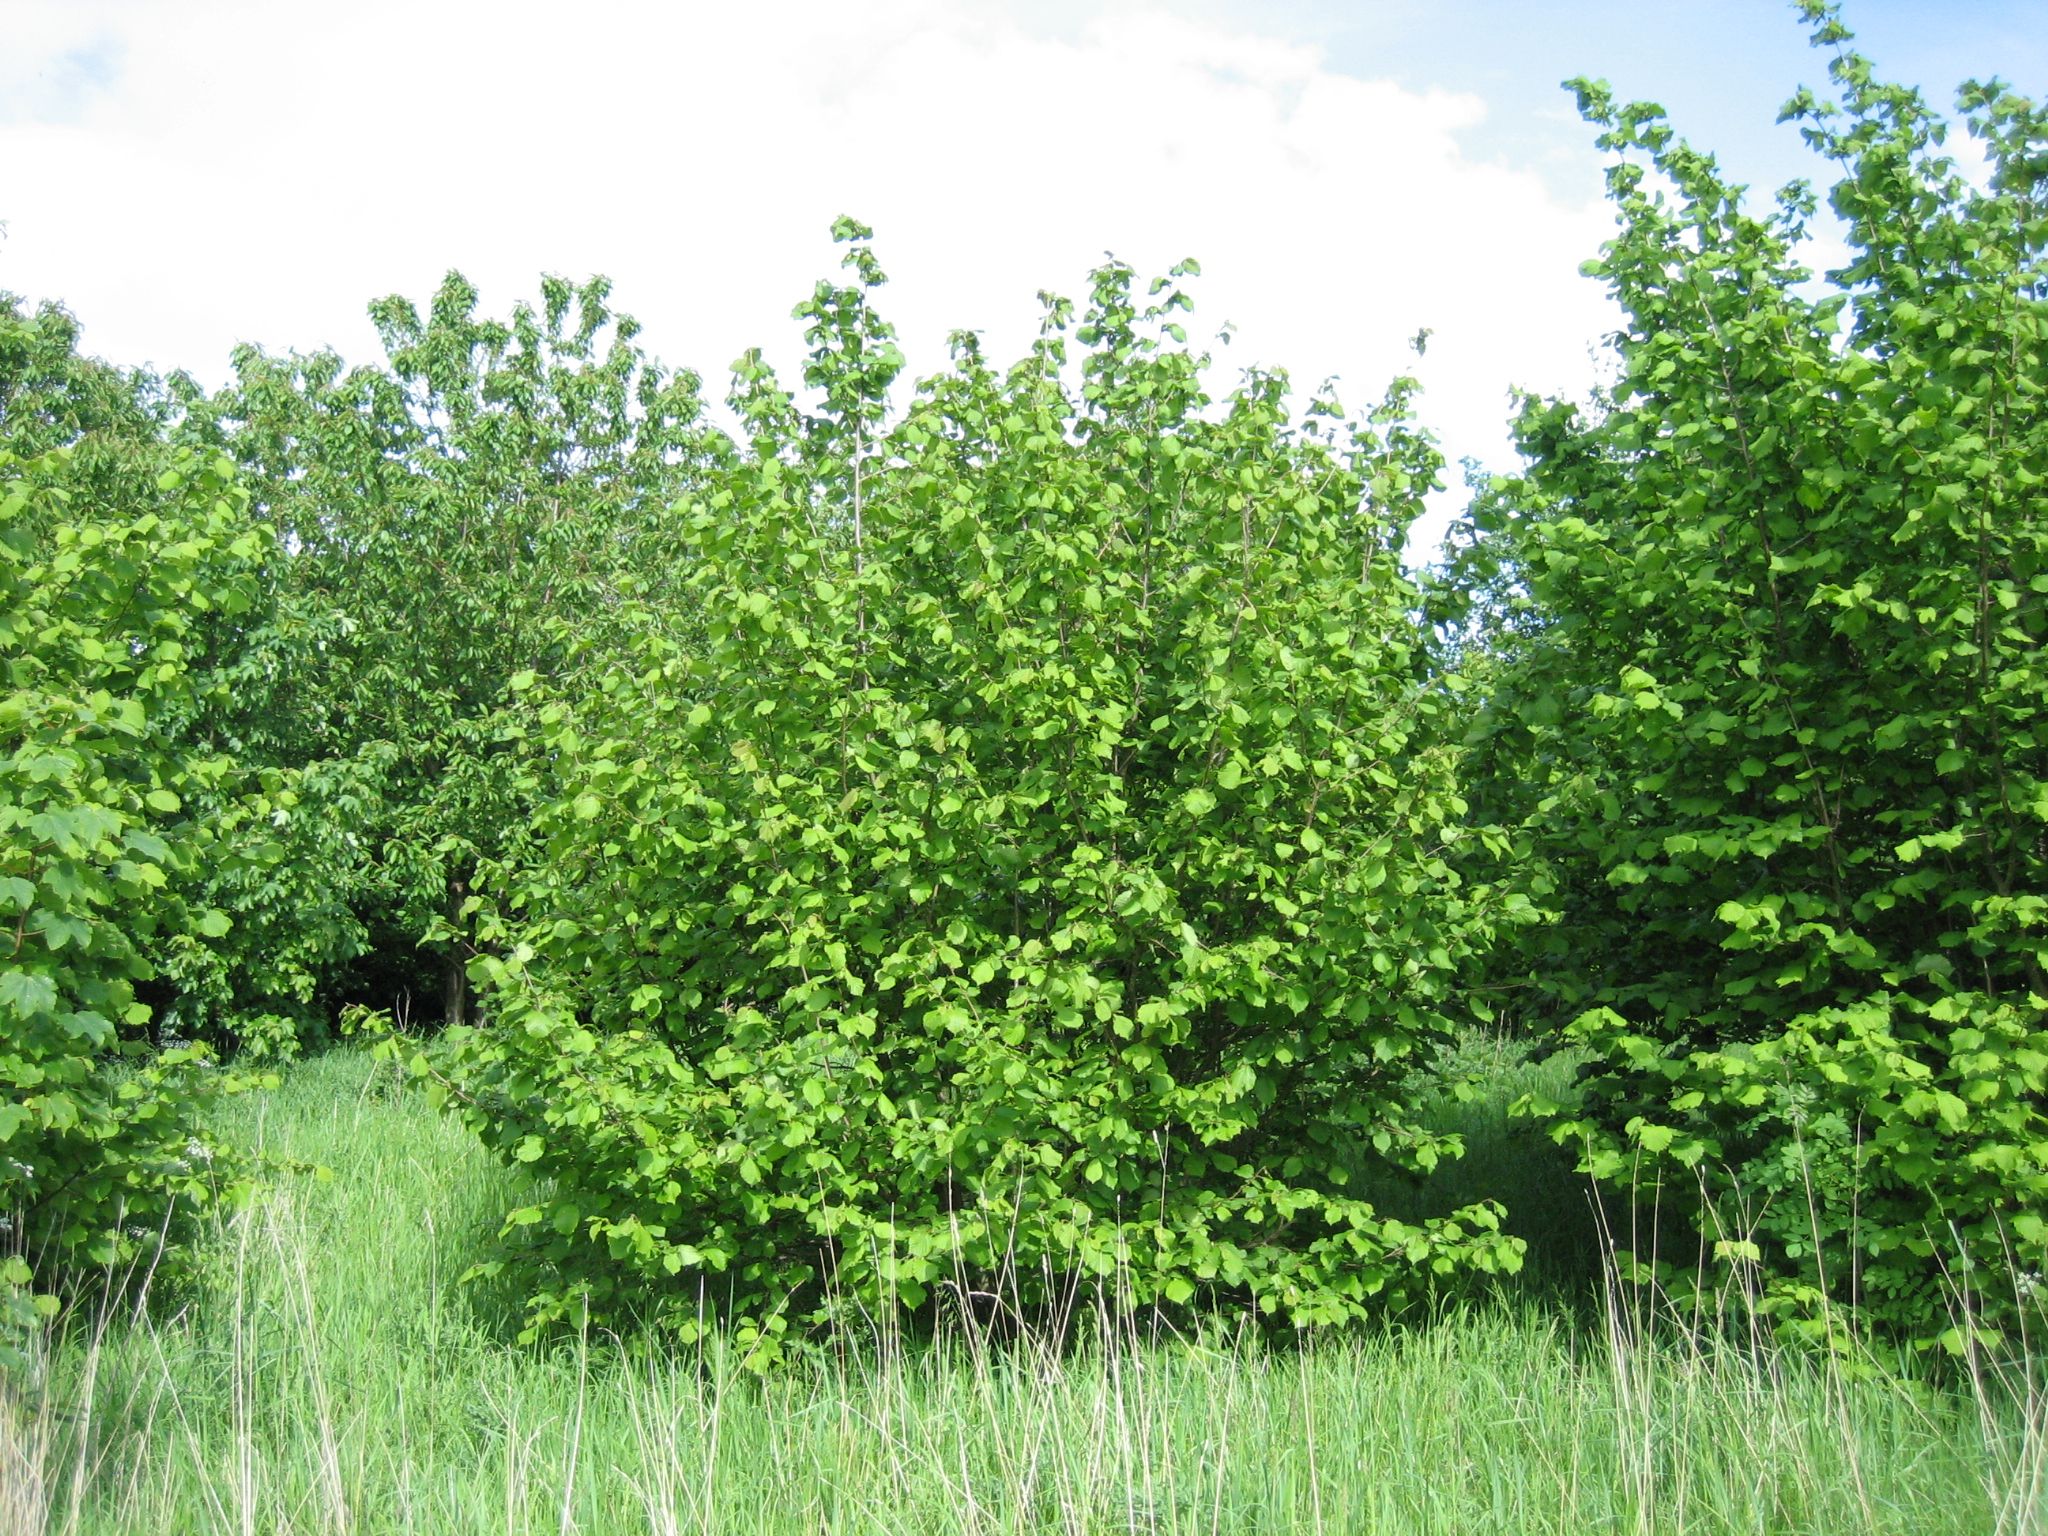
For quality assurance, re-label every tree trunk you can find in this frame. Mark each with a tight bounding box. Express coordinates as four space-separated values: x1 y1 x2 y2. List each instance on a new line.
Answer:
442 875 468 1027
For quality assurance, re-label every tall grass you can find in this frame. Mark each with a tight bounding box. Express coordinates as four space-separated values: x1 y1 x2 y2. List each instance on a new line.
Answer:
6 1044 2041 1535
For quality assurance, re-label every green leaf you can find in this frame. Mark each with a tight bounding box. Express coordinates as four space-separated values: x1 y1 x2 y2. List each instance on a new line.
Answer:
0 971 58 1019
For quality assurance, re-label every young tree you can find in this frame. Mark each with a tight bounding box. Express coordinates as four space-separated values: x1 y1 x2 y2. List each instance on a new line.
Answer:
0 440 265 1360
1 294 375 1057
429 226 1523 1355
190 275 720 1024
1457 2 2048 1345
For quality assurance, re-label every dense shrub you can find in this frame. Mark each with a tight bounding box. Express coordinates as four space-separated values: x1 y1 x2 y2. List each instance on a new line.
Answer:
1453 3 2048 1345
430 227 1523 1354
0 444 264 1362
0 293 372 1060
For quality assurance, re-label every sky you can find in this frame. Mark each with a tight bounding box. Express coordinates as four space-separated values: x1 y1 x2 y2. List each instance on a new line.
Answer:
1 0 2039 556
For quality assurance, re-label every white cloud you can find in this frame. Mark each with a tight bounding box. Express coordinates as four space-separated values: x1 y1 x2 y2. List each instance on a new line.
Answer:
0 0 1618 555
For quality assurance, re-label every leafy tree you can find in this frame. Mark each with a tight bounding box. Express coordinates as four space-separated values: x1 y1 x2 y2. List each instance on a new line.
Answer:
1 294 370 1058
428 225 1523 1356
0 294 177 490
0 442 265 1362
1456 2 2048 1345
189 274 720 1025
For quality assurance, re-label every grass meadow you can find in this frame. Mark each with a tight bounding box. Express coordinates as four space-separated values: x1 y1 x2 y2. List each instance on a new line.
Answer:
2 1035 2041 1535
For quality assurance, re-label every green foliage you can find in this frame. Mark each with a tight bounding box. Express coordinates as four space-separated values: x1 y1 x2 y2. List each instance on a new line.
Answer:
0 292 371 1059
16 1 2044 1375
0 293 178 490
187 273 721 1027
1455 4 2048 1344
431 228 1522 1354
144 753 388 1058
0 444 266 1364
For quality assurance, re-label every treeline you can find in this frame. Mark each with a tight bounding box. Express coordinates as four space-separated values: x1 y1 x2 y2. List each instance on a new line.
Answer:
2 2 2042 1361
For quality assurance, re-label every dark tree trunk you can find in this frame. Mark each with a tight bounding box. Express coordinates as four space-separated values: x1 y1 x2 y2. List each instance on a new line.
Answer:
442 875 468 1027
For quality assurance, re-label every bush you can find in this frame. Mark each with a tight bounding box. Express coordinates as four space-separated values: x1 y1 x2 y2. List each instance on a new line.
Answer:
431 227 1523 1355
0 445 266 1363
1454 3 2048 1347
0 291 373 1061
